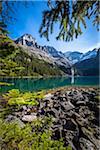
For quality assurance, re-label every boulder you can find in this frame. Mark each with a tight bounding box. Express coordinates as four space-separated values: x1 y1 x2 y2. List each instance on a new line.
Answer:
60 101 75 112
22 114 37 122
44 93 53 100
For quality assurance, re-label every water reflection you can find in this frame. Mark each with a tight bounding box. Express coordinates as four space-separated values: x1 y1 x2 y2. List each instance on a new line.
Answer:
71 68 74 84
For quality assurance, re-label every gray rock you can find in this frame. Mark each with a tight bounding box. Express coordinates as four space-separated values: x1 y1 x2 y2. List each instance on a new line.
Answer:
5 115 25 128
22 106 27 110
79 138 96 150
60 101 75 112
22 114 37 122
63 118 77 131
76 100 86 106
81 127 99 149
44 93 53 100
37 88 99 150
5 115 13 122
46 108 59 118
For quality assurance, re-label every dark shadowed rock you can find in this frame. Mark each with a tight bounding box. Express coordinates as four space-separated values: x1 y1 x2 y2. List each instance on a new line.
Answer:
79 138 96 150
37 87 99 150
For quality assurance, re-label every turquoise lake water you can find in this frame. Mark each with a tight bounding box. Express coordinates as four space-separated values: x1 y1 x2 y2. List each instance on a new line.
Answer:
0 76 99 93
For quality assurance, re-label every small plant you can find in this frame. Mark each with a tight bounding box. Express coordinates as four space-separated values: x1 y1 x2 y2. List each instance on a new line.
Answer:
3 89 45 106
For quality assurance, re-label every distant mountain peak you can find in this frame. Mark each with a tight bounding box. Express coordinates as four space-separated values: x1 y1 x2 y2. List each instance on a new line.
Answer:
64 48 98 64
21 33 35 40
15 33 36 47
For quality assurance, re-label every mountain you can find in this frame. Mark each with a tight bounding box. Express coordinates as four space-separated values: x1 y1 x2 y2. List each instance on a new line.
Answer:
74 49 100 76
0 35 67 77
80 49 97 61
64 51 83 64
44 46 65 58
1 34 99 77
15 34 71 74
15 34 36 47
44 46 71 73
64 49 98 64
0 34 72 77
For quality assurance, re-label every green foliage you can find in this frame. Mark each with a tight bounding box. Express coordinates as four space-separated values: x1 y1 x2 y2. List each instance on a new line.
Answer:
95 95 100 101
67 144 72 150
0 35 16 58
0 21 9 35
39 0 99 41
0 58 25 76
3 89 45 106
0 118 67 150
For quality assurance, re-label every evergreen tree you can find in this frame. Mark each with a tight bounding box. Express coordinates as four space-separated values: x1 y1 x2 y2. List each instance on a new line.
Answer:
39 0 99 41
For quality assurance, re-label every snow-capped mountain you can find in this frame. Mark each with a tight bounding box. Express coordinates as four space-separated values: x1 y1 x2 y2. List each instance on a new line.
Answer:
64 49 98 64
15 34 71 73
15 34 36 47
74 49 99 76
80 49 97 61
15 33 98 75
45 46 65 58
44 46 70 69
64 51 83 64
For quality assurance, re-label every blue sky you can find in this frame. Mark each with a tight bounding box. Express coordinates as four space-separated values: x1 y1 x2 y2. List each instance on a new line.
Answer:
8 1 99 53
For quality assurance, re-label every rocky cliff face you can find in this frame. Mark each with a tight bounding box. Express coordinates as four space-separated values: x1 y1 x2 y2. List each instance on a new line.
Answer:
15 34 36 47
15 34 71 74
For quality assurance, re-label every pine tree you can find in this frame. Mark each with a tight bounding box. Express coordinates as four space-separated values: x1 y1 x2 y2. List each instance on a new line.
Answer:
39 0 99 41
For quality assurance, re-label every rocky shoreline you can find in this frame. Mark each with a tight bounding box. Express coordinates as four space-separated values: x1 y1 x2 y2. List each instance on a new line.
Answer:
0 87 99 150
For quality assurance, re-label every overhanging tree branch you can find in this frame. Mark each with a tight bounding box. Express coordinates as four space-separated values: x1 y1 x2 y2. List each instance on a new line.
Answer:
39 0 99 41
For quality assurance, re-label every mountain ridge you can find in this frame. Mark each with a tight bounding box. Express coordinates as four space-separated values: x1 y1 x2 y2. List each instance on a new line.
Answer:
64 49 98 64
74 49 99 76
15 34 71 73
0 34 99 77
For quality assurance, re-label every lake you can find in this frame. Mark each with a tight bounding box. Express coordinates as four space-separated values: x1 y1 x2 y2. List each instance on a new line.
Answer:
0 76 99 93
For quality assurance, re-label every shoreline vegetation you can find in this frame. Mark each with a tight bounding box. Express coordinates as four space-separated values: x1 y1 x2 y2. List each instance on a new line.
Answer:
0 86 99 150
0 75 69 79
0 82 14 86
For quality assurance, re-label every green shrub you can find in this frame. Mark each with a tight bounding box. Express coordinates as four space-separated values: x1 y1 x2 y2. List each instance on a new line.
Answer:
3 89 45 106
